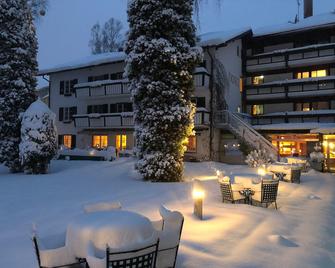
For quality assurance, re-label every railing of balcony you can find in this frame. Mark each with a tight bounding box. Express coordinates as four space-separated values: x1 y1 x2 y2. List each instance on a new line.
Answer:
245 77 335 98
246 43 335 67
252 113 335 125
73 111 210 129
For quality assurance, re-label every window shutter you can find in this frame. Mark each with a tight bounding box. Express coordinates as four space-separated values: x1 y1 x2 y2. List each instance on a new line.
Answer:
87 106 92 114
60 81 64 95
59 108 64 121
103 104 108 113
58 135 63 146
70 79 78 94
71 135 76 149
70 107 77 119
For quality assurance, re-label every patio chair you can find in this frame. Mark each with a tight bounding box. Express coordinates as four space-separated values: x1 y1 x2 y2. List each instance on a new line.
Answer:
155 205 184 268
32 230 87 268
86 235 159 268
83 201 122 213
219 177 247 204
251 180 279 209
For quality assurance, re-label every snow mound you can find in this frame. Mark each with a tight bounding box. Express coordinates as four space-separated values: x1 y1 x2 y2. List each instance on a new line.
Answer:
308 194 321 200
268 235 299 247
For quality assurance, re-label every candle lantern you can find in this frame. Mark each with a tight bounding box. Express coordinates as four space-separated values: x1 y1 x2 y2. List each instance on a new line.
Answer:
192 179 205 220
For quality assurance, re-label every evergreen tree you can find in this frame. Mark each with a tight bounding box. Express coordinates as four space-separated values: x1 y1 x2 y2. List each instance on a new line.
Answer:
0 0 37 172
125 0 202 182
19 100 57 174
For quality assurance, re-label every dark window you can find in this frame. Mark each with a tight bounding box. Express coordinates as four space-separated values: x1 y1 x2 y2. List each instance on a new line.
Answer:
192 97 206 108
109 103 133 113
237 46 240 57
60 81 64 95
110 72 123 80
70 79 78 94
110 104 117 113
124 103 133 112
88 74 110 82
59 108 64 121
70 107 77 119
87 104 108 114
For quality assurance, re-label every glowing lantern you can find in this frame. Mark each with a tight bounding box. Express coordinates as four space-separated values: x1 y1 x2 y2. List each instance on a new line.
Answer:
192 179 205 220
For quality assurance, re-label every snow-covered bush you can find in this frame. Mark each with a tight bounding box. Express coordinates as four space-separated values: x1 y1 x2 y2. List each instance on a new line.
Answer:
125 0 202 182
19 100 57 174
0 0 38 172
310 144 325 163
245 149 275 168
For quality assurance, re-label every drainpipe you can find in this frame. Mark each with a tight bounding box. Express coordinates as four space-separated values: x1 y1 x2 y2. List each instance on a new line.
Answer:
206 47 215 160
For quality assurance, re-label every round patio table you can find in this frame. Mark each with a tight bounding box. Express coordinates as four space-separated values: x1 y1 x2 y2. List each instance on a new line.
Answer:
66 210 155 258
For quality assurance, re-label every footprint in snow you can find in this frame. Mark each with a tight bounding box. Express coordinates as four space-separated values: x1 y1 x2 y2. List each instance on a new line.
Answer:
268 235 299 247
308 194 321 200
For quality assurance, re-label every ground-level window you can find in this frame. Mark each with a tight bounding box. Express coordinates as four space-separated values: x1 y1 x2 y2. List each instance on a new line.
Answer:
63 135 72 149
116 135 127 150
251 104 264 115
295 69 328 79
186 136 197 152
252 75 264 85
59 135 76 149
92 135 108 149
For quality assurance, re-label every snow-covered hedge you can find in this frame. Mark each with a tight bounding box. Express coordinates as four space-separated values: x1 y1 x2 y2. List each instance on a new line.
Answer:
19 100 57 174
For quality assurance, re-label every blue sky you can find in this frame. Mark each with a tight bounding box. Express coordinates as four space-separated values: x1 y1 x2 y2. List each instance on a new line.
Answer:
37 0 334 86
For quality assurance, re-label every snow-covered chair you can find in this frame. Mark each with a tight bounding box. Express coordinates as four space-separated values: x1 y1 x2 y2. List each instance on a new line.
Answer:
251 179 279 210
32 231 87 268
83 201 122 213
155 205 184 268
86 234 159 268
219 176 247 204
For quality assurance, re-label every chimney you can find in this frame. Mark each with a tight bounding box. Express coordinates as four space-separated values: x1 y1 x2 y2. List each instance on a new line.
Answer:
304 0 313 18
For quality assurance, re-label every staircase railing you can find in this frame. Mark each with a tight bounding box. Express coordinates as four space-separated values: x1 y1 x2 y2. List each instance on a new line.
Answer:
215 110 278 158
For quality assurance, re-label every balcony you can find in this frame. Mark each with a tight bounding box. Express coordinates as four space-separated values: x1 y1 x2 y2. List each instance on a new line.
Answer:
251 110 335 126
245 76 335 101
75 72 210 99
246 43 335 73
73 111 210 130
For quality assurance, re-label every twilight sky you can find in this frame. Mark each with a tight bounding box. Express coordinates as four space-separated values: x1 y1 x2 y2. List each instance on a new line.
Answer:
36 0 334 86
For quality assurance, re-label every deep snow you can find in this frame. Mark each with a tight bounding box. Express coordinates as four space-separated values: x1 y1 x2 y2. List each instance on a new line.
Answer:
0 159 334 267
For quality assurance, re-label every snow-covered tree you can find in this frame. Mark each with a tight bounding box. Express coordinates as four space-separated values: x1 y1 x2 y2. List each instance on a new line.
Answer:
19 100 57 174
27 0 48 20
0 0 38 172
245 149 275 168
125 0 202 182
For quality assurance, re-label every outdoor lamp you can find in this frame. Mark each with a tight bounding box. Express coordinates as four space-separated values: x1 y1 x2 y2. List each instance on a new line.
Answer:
192 179 205 220
258 167 266 179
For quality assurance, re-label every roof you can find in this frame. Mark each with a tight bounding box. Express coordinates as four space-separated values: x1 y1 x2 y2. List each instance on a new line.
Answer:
198 27 251 47
254 123 335 131
38 52 126 75
254 11 335 37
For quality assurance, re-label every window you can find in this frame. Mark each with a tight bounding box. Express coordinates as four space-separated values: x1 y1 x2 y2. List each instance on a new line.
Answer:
295 69 328 79
110 103 133 113
87 104 108 114
239 78 243 93
110 72 124 80
116 135 127 150
192 97 206 108
252 76 264 85
60 79 77 96
295 102 330 111
185 136 197 152
251 105 264 115
58 135 76 149
59 107 77 122
92 135 108 149
88 74 109 82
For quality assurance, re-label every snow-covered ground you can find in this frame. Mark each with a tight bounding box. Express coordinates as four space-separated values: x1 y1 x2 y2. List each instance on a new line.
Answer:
0 159 334 268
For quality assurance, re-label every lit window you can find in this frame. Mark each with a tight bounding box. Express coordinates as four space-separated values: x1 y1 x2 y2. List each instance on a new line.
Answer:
311 69 327 78
252 76 264 85
185 136 197 152
116 135 127 150
296 69 327 79
63 135 72 149
93 135 108 149
239 78 243 92
252 105 264 115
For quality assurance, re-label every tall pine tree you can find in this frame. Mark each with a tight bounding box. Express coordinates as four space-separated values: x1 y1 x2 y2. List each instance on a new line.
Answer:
0 0 37 172
125 0 202 182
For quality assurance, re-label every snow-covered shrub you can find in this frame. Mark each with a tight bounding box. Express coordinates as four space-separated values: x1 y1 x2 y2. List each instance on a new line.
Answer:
19 100 57 174
245 149 275 168
310 144 325 163
0 0 38 172
125 0 202 181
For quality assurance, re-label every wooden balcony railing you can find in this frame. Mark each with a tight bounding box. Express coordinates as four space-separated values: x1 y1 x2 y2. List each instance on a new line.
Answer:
73 111 210 129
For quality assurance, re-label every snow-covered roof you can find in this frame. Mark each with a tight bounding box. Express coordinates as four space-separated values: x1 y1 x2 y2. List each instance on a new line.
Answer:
310 126 335 134
261 110 335 117
38 52 126 75
254 123 335 131
198 27 251 47
256 76 335 87
74 79 129 89
254 12 335 37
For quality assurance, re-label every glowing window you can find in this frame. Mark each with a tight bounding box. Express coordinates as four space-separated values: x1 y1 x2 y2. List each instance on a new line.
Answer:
296 69 327 79
185 136 197 152
239 78 243 92
93 135 108 149
63 135 72 149
252 76 264 85
116 135 127 150
252 105 264 115
311 69 327 78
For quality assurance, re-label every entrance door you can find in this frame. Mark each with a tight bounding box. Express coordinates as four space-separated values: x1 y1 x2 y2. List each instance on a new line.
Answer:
323 135 335 172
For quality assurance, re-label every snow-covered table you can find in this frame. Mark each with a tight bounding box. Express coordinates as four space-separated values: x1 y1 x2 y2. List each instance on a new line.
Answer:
231 173 274 190
285 157 309 172
268 163 302 183
66 210 155 258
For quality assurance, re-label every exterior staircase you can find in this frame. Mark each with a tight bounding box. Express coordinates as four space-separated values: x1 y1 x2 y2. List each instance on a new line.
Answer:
215 110 278 158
